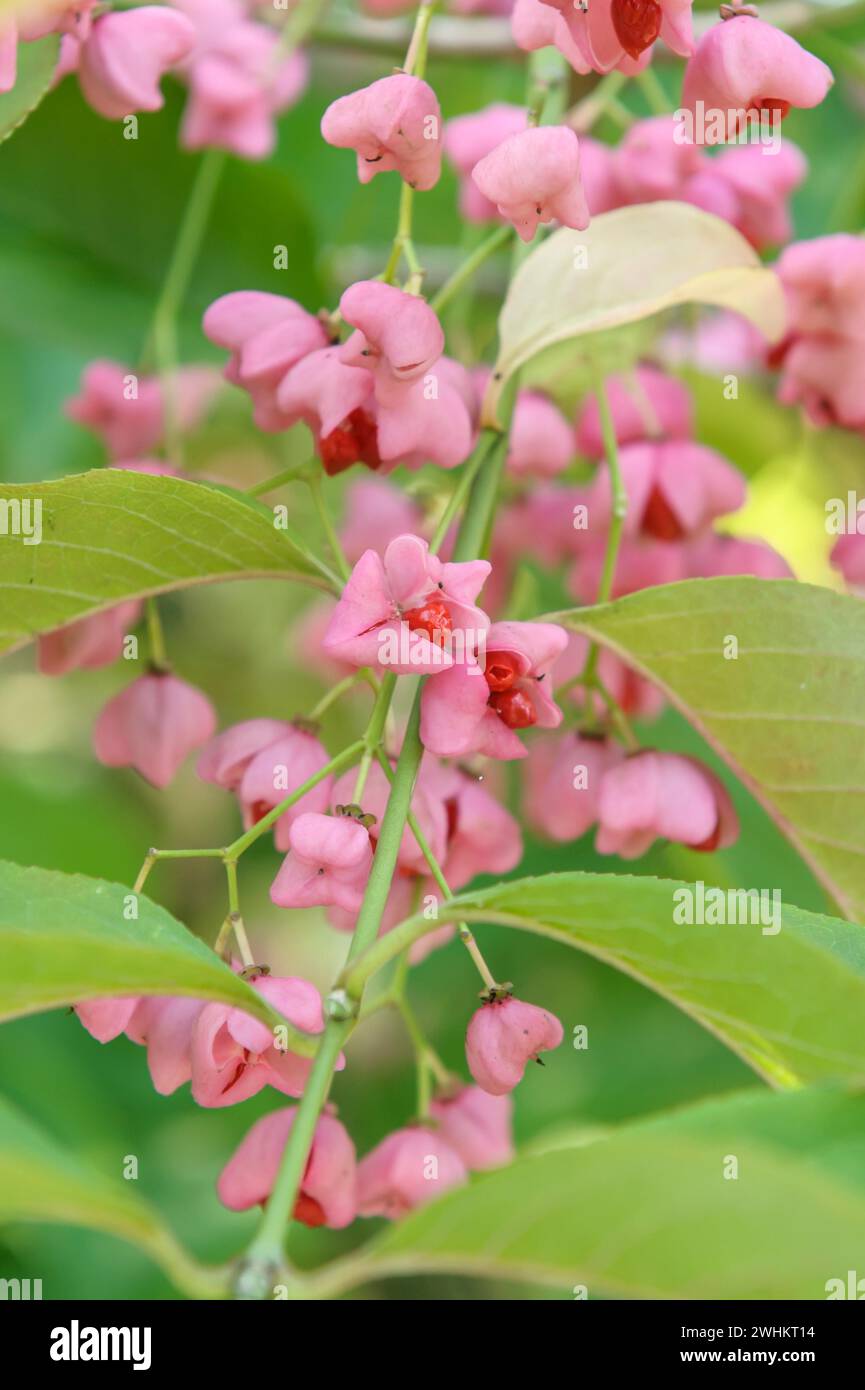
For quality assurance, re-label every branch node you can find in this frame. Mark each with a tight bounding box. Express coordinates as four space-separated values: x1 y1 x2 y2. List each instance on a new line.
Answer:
232 1256 283 1302
325 988 359 1022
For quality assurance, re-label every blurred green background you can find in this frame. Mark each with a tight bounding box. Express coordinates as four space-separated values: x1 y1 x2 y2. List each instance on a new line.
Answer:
1 8 863 1297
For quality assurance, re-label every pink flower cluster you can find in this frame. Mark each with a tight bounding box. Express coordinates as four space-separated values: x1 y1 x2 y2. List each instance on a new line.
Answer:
54 5 196 121
76 966 562 1223
172 0 308 159
65 359 218 461
445 106 807 252
511 0 832 135
566 364 790 607
196 702 523 945
443 12 832 250
52 323 783 820
322 71 593 242
1 4 191 115
204 281 476 471
526 737 738 856
76 970 337 1106
471 124 590 242
1 2 95 93
682 13 832 144
514 0 694 76
217 1084 516 1226
317 527 571 761
37 0 846 1254
2 1 306 157
773 235 865 434
321 73 442 191
420 363 786 649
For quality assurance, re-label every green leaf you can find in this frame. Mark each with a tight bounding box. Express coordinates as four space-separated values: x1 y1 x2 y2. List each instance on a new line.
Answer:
0 469 334 655
0 1094 227 1298
0 35 58 146
548 578 865 921
483 203 786 426
347 870 865 1087
315 1087 865 1300
0 859 318 1057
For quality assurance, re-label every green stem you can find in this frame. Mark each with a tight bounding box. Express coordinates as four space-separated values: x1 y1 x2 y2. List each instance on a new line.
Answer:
145 148 225 463
239 429 515 1281
224 740 364 858
223 859 255 967
636 66 669 118
592 376 627 599
568 70 627 133
349 684 424 960
352 753 375 803
338 903 514 1002
380 1 437 290
623 365 662 438
307 472 350 581
526 45 568 127
458 925 498 992
271 0 331 67
238 13 525 1275
383 180 421 289
308 672 366 721
374 748 502 990
397 992 432 1115
145 1232 232 1302
556 667 639 750
372 749 446 897
339 906 444 998
451 430 508 561
147 847 226 861
246 459 315 497
225 858 240 915
429 430 496 554
241 1021 349 1282
240 687 426 1285
145 597 168 671
595 386 626 583
403 0 437 77
351 671 396 801
430 224 513 316
407 815 450 900
214 915 233 959
232 919 256 968
594 677 639 751
133 854 155 896
604 97 636 132
133 844 226 894
581 374 626 688
149 148 225 344
394 988 450 1117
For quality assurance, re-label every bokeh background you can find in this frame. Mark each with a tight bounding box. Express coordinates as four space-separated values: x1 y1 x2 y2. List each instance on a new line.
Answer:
0 2 863 1298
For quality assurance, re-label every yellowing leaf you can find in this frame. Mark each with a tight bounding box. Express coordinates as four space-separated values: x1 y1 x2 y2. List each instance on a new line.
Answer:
482 202 786 426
